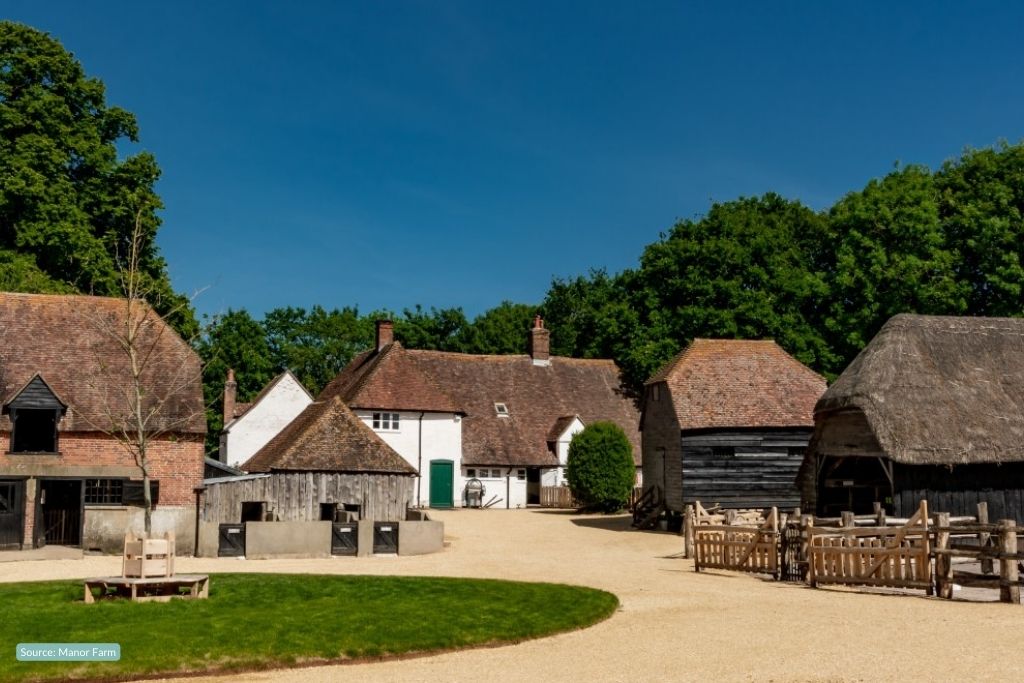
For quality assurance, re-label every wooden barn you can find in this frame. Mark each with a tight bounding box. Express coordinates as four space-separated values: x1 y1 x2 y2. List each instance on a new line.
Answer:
639 339 826 523
200 396 416 527
799 314 1024 521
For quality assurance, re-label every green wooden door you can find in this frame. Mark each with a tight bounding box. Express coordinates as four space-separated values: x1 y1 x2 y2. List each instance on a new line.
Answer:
429 460 454 508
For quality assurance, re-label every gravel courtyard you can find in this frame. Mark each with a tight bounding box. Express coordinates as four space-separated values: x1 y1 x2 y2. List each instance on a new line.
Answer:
1 508 1019 682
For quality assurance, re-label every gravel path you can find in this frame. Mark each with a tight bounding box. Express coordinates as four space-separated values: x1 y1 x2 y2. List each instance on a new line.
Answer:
1 509 1019 682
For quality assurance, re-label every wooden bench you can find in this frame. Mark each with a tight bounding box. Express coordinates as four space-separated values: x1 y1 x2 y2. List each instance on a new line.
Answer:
83 574 209 604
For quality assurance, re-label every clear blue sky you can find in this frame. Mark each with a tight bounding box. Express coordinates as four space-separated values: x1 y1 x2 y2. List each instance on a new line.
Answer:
6 2 1024 320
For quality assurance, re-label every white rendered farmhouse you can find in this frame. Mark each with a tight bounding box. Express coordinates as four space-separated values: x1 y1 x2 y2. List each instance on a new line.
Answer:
220 369 313 469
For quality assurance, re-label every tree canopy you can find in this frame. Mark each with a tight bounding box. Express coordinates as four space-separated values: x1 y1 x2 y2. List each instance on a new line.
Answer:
566 422 637 513
0 21 194 335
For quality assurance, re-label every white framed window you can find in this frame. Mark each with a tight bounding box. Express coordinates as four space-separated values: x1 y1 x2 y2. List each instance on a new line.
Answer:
372 412 400 431
466 468 477 478
494 402 509 417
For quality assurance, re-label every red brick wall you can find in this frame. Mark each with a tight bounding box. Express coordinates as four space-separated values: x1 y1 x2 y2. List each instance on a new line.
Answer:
0 431 204 507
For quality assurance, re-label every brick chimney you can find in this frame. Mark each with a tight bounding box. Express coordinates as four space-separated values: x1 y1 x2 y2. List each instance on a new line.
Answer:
529 315 550 366
376 320 394 352
223 368 237 425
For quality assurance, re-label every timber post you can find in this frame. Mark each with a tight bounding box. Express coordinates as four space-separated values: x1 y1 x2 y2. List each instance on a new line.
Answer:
874 501 886 527
800 514 814 586
977 502 993 575
841 511 855 528
998 519 1020 604
725 509 737 526
934 511 952 599
684 504 695 559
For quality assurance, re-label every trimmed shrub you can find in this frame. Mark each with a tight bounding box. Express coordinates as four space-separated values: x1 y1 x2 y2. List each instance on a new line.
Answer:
566 421 636 512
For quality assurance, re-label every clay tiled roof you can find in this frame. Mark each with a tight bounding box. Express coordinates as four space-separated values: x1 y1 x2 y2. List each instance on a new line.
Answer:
243 395 416 474
228 370 312 424
547 415 581 442
0 292 205 434
649 339 826 431
815 314 1024 465
406 351 639 467
232 402 253 418
319 342 461 414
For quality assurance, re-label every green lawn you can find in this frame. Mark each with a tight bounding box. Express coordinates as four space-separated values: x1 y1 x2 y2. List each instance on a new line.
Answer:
1 573 618 681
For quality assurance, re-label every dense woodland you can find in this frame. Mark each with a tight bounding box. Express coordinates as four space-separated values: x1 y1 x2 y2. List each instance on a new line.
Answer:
3 22 1024 456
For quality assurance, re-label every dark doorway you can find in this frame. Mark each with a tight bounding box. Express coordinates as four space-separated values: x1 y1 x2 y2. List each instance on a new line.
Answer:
218 524 245 556
0 480 24 549
240 501 266 522
526 467 541 505
39 479 82 546
373 522 398 554
331 523 358 555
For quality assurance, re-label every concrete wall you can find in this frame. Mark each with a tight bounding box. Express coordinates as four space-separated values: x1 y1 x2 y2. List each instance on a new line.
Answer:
244 520 332 559
222 374 313 468
83 506 196 554
398 520 444 555
356 410 462 507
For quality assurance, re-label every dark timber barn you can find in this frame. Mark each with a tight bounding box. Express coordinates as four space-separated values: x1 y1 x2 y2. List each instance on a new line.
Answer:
799 314 1024 521
640 339 827 523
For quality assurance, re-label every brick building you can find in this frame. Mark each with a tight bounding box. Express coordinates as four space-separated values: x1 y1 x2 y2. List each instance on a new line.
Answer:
0 293 205 552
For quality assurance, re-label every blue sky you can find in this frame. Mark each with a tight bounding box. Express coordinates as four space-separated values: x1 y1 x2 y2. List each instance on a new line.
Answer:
6 2 1024 319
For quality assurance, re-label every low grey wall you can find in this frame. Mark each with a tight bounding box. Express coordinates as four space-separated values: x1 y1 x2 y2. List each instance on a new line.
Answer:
83 506 196 554
398 520 444 555
245 520 332 559
196 521 220 558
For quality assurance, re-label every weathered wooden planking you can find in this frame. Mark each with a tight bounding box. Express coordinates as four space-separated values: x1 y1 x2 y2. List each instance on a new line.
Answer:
202 473 414 523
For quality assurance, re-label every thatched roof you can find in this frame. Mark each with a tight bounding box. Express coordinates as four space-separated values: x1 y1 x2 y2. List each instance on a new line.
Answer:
0 292 205 434
815 314 1024 465
243 396 415 474
647 339 826 431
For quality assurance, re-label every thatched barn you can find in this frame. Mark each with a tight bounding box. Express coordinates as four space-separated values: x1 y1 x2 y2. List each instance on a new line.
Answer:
799 314 1024 520
641 339 826 520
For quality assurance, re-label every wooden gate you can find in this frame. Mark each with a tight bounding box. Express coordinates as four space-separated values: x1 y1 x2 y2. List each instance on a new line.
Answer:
331 523 358 556
0 480 23 550
694 508 780 577
373 522 398 554
217 523 245 557
808 500 931 591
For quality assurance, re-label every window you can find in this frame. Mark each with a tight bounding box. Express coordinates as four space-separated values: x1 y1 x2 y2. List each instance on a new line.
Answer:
494 403 509 417
516 469 526 480
466 468 477 478
85 479 124 505
11 408 59 453
372 412 400 431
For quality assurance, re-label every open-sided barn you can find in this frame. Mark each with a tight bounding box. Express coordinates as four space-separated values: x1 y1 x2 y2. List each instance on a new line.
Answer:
799 314 1024 521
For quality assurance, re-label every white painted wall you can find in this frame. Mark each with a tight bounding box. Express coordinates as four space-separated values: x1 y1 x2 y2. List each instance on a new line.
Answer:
462 466 528 508
224 373 313 469
541 417 585 487
355 410 462 508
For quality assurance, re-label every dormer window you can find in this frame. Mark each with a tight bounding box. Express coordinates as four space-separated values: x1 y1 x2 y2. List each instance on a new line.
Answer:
494 403 509 417
4 375 66 454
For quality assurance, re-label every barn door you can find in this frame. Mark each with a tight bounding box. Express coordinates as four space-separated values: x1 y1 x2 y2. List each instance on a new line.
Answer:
218 524 246 557
331 523 358 556
373 522 398 554
0 480 24 550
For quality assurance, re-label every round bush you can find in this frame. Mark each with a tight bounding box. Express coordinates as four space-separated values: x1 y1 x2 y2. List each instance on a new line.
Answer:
566 421 636 512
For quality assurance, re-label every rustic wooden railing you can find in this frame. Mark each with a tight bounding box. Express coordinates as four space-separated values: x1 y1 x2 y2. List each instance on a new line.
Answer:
694 507 780 578
539 486 576 509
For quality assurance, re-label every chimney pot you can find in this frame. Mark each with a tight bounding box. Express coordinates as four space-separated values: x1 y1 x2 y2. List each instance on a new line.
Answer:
376 320 394 352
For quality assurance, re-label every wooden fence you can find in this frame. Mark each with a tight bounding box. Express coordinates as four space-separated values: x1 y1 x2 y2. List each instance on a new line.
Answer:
683 499 1022 604
808 500 931 591
540 486 576 509
694 507 779 577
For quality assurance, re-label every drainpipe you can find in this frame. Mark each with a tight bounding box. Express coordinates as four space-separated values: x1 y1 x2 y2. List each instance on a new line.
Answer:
193 486 203 557
506 470 510 509
417 411 425 506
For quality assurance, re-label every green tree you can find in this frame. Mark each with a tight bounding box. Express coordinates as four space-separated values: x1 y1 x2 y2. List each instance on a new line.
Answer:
197 309 275 454
394 305 469 352
566 421 636 513
264 305 374 394
826 166 966 363
458 301 537 354
935 143 1024 317
0 21 195 335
